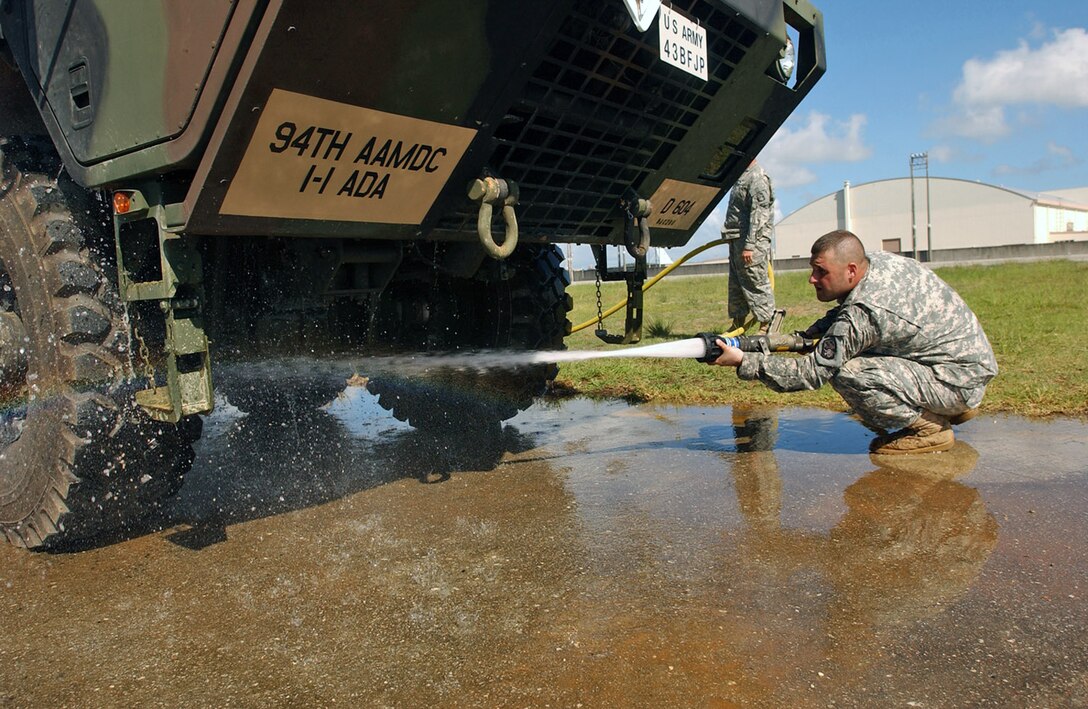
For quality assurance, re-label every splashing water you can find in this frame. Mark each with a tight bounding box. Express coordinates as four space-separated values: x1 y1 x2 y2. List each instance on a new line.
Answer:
225 337 710 382
383 336 709 372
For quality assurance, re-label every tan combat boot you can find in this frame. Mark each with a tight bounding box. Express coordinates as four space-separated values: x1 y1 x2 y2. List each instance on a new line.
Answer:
949 408 979 425
869 410 954 455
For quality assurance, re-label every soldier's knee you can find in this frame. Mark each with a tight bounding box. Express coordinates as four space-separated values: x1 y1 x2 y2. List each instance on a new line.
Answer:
830 358 877 396
836 357 869 379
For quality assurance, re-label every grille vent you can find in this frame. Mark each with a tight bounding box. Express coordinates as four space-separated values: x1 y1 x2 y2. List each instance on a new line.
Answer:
440 0 757 240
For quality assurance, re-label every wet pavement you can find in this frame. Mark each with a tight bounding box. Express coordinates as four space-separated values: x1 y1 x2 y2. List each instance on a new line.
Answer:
2 390 1087 707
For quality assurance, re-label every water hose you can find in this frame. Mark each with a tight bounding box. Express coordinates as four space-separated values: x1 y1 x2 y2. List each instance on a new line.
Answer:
570 238 776 337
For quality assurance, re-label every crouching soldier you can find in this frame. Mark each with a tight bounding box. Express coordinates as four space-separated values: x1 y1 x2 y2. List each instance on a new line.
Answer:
710 230 998 454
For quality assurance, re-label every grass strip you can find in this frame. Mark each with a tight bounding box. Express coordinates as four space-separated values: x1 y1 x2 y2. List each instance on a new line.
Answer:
553 259 1088 418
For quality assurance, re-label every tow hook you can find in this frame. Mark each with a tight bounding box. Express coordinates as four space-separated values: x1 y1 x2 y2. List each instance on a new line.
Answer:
468 176 519 260
620 190 652 259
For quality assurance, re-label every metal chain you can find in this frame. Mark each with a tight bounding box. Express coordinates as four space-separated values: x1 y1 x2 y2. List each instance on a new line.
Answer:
131 322 156 388
594 267 604 330
128 318 161 456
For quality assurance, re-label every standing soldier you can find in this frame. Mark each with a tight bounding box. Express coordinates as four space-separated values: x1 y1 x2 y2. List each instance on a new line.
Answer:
723 159 777 334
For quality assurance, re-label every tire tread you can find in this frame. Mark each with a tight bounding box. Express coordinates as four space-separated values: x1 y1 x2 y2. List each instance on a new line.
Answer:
0 139 198 549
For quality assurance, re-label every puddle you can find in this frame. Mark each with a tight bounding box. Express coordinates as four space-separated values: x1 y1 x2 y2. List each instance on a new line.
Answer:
0 395 1085 706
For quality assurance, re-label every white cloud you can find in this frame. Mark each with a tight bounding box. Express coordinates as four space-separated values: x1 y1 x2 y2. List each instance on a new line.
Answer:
1048 142 1075 160
759 111 872 188
767 166 818 190
928 145 955 163
1027 20 1048 42
993 141 1081 177
927 144 985 166
935 104 1010 141
938 27 1088 141
955 28 1088 108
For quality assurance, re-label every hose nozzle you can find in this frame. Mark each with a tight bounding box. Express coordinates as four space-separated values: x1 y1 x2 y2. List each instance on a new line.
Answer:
695 331 816 363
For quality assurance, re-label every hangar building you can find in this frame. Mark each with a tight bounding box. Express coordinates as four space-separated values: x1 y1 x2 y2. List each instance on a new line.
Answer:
774 177 1088 259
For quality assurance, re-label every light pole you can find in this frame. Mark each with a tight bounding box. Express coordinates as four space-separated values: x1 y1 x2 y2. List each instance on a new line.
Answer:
909 152 930 261
924 157 932 259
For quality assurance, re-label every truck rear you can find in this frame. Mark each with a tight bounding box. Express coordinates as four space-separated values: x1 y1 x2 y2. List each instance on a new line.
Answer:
0 0 824 547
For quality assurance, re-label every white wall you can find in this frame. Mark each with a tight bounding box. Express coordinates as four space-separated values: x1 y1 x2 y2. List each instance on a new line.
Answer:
1040 204 1088 242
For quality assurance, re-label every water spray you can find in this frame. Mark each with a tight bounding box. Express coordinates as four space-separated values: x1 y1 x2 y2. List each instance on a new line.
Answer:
221 333 817 385
354 331 817 371
527 331 816 365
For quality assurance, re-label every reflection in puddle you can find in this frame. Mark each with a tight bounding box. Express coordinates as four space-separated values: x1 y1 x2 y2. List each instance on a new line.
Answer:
539 406 998 705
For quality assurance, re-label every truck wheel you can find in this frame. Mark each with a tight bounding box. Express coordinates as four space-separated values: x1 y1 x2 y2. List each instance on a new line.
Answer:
0 139 199 549
368 244 571 432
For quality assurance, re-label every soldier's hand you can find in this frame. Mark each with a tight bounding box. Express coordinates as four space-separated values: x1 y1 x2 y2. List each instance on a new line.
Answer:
711 339 744 368
742 249 754 265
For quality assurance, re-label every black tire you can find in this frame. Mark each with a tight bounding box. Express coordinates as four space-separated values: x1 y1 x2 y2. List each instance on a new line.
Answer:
0 138 199 549
367 244 571 432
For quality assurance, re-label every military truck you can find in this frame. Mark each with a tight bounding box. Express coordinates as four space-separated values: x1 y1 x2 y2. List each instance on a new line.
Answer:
0 0 824 547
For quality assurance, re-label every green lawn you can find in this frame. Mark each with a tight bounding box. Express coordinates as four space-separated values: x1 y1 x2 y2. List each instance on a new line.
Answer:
553 259 1088 418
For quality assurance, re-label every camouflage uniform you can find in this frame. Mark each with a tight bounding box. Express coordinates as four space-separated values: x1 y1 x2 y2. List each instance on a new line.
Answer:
736 251 998 431
724 162 776 323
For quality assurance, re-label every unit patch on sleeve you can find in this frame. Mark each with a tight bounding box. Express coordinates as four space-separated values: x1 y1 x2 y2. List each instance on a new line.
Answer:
815 335 843 368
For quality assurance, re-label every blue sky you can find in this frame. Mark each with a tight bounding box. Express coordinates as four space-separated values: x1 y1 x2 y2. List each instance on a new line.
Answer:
575 0 1088 267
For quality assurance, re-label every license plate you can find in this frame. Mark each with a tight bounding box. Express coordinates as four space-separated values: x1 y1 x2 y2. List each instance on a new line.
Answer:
658 6 707 81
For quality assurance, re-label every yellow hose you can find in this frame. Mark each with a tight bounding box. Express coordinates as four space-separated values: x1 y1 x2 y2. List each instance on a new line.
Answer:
571 238 776 338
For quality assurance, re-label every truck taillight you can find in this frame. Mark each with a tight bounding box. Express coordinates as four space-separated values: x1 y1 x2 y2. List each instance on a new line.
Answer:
113 192 131 214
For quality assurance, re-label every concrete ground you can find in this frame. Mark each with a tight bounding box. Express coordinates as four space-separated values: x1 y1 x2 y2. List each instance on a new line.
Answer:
1 390 1086 707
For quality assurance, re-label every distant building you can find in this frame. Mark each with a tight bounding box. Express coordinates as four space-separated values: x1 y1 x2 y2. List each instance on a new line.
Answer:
775 177 1088 259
